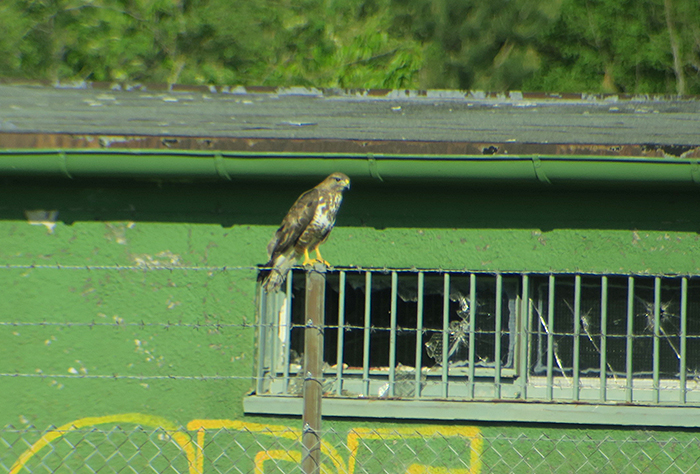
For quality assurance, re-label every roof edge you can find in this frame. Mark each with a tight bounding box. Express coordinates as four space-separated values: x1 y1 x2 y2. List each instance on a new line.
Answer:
2 79 698 102
0 149 698 187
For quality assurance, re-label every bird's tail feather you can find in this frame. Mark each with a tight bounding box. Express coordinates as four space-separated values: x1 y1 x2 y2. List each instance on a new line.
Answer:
262 254 295 292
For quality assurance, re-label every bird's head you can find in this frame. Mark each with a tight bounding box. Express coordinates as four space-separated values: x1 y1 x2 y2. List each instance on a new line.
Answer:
323 172 351 192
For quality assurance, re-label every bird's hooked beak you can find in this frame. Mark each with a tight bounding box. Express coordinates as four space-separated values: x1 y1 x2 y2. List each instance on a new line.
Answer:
328 172 351 191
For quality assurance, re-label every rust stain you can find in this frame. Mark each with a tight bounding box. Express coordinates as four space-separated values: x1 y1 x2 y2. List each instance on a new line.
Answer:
1 131 699 158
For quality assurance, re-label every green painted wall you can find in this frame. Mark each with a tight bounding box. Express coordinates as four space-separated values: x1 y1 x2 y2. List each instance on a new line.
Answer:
1 178 700 471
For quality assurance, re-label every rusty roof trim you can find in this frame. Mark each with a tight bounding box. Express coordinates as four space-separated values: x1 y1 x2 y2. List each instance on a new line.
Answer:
2 132 699 159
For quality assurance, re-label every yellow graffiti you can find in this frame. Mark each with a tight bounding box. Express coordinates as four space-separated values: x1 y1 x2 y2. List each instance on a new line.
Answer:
9 413 198 474
347 426 482 474
254 450 341 474
254 449 301 473
187 419 346 474
11 415 481 474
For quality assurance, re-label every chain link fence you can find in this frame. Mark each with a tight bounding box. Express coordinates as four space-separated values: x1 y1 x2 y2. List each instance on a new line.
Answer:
3 422 700 473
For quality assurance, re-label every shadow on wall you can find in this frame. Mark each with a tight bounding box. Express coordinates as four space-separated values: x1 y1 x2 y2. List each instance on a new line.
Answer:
0 178 698 234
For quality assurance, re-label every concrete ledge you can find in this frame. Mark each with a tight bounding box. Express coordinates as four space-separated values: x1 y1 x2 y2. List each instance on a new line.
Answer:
243 396 700 428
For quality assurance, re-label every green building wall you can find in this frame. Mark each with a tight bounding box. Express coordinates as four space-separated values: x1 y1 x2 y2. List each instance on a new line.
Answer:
2 176 700 473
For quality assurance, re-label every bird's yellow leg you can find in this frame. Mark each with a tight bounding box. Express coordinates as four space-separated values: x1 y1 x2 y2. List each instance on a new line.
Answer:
314 248 330 266
302 248 314 266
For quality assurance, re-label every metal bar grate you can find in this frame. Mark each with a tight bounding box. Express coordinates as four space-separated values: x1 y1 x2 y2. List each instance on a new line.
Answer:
256 284 267 395
336 271 346 397
363 271 372 398
388 272 398 398
494 274 503 399
414 272 425 399
600 276 608 402
282 274 293 393
257 268 700 418
626 276 635 403
467 273 476 399
441 273 450 398
520 274 530 400
546 274 555 401
680 277 688 404
572 275 581 401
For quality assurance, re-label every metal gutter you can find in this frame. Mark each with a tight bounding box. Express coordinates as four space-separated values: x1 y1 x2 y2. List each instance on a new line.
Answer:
0 149 698 186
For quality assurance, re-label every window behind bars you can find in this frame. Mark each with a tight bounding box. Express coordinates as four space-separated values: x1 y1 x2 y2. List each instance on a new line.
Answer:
255 269 700 408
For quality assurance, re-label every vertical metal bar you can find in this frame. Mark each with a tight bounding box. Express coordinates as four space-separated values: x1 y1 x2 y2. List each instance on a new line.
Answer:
535 294 544 390
653 277 661 404
442 273 450 398
270 290 278 379
600 276 608 402
626 276 635 402
546 274 555 401
256 284 267 394
302 264 326 474
414 272 425 398
363 271 372 397
467 274 477 399
282 273 293 394
272 273 292 379
519 274 530 400
573 275 581 401
680 277 688 404
335 271 346 397
389 271 398 397
494 274 503 399
265 294 278 384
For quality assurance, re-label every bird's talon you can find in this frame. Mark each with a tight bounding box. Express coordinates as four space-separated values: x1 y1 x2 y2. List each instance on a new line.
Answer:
302 258 330 267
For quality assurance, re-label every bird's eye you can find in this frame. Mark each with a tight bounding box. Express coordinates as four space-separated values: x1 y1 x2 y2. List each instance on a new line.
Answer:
334 177 341 181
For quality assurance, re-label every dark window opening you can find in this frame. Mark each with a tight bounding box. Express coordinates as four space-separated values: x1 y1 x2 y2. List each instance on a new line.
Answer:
280 270 517 374
256 269 700 406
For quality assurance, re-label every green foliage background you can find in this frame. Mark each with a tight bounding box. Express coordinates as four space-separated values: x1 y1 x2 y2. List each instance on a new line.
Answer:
1 0 699 93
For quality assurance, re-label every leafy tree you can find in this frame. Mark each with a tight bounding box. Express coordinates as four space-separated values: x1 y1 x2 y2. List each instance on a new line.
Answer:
526 0 700 94
389 0 560 90
241 0 423 88
0 0 698 93
0 0 424 88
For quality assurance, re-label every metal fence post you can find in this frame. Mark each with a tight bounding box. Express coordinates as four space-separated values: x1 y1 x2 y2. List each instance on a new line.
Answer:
302 263 326 474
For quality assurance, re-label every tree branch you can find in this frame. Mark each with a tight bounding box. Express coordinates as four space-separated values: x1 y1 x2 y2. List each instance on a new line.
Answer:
663 0 685 95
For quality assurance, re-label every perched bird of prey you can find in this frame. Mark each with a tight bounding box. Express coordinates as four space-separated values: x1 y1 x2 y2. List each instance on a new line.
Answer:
263 172 351 292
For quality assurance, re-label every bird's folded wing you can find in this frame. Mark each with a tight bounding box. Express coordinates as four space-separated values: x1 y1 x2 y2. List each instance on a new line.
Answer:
266 188 319 262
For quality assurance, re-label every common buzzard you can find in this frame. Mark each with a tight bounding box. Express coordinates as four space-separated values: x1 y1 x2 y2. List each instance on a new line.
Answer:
263 172 351 292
